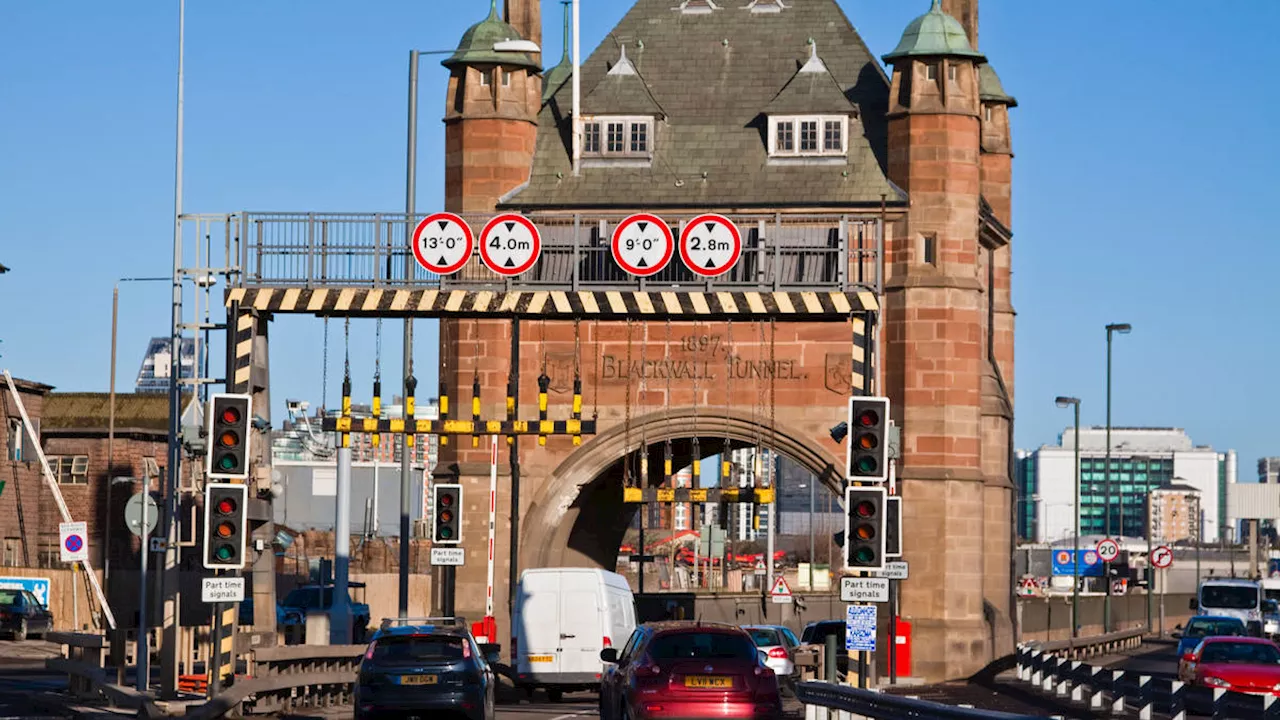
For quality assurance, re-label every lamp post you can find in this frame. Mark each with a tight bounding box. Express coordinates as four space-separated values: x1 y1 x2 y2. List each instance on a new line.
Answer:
1056 396 1081 637
1104 322 1131 634
400 36 542 617
799 482 816 588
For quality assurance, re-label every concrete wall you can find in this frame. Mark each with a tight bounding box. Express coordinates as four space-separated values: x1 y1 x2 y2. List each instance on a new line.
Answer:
1018 592 1196 645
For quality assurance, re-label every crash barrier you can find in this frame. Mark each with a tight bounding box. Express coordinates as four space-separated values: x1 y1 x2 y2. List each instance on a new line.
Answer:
796 680 1045 719
45 632 153 712
1015 637 1280 719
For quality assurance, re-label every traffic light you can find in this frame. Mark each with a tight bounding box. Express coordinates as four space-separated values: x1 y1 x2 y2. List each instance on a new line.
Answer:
885 495 902 558
203 483 248 570
846 397 889 483
844 485 886 571
433 484 462 545
207 394 252 481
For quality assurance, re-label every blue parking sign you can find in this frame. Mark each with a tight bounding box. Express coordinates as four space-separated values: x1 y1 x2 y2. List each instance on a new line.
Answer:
0 576 51 607
845 604 876 652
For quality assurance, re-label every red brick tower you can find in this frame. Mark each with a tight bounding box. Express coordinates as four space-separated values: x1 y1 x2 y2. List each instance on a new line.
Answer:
882 0 1007 679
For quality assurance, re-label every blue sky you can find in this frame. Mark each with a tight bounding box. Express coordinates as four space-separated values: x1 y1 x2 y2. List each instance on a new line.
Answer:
1 1 1276 479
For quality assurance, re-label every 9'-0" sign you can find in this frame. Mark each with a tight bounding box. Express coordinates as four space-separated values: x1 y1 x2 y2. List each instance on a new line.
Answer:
410 212 744 278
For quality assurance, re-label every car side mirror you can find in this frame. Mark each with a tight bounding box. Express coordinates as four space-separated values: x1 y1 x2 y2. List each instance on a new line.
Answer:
757 649 770 666
1171 632 1182 639
600 648 620 664
1189 599 1198 610
479 643 501 666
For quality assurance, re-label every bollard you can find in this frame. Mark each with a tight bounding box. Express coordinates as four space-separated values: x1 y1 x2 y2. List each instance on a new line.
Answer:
1169 680 1185 720
1265 694 1280 720
824 633 839 683
1110 670 1125 715
1211 687 1225 719
1090 665 1106 709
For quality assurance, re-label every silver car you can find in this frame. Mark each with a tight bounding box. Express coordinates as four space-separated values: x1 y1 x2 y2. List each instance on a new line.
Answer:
744 624 800 691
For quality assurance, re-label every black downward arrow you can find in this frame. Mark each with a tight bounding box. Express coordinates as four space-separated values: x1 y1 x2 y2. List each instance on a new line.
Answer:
438 221 449 231
705 222 716 233
637 257 649 268
505 222 516 232
504 257 516 268
638 222 649 232
705 258 717 269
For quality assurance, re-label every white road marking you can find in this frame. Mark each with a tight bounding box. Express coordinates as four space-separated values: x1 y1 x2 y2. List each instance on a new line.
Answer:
550 711 597 720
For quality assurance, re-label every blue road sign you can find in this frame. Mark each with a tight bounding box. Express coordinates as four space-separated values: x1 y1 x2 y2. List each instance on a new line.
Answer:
845 604 877 652
0 576 51 607
1051 549 1103 577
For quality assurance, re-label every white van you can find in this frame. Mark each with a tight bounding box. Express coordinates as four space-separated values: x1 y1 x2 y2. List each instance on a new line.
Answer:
512 567 636 701
1193 578 1264 636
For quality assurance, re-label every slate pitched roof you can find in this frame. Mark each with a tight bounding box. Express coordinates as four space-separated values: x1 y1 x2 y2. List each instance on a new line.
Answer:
42 392 189 433
581 47 665 117
763 45 858 115
505 0 903 211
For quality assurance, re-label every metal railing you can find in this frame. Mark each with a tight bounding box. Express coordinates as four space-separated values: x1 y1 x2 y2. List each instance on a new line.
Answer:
193 211 881 293
181 644 367 719
1015 637 1280 719
796 680 1045 719
44 631 155 713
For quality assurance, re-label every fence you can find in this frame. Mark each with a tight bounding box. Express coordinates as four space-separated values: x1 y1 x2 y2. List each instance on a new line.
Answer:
1014 636 1280 719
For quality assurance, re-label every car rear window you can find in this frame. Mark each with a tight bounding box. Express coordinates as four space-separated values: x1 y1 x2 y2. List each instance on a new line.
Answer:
649 632 757 660
372 635 467 663
748 628 781 647
1186 618 1246 637
1201 641 1280 665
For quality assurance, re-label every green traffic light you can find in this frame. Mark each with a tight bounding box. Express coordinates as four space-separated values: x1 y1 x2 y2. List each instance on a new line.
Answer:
854 547 875 564
439 527 453 539
218 455 237 471
215 545 234 561
855 457 877 474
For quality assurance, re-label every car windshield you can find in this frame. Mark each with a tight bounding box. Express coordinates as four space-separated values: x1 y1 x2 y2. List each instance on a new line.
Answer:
1185 618 1246 637
649 632 757 661
1201 585 1259 610
372 635 467 664
802 622 844 644
0 590 20 606
747 628 781 647
1266 589 1280 604
1201 642 1280 665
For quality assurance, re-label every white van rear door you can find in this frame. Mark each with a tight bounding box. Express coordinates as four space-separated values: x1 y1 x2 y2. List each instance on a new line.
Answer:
558 585 601 676
521 583 562 675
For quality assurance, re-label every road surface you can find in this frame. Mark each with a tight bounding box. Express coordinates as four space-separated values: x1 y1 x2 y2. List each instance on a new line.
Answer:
0 640 69 719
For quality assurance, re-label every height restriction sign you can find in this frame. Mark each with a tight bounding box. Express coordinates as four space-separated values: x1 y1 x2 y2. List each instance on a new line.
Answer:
611 214 673 276
412 212 473 275
679 214 742 277
479 214 542 277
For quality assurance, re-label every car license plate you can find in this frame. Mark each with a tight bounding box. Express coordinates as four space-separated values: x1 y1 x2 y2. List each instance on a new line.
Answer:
528 655 555 663
684 675 731 688
398 674 438 686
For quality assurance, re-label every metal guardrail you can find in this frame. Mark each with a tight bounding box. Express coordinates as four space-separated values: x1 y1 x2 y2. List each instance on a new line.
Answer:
1015 638 1280 719
796 680 1044 719
45 632 156 714
192 211 882 293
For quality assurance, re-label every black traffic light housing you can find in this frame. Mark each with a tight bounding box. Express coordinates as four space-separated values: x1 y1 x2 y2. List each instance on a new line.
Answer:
844 485 886 571
846 397 889 483
204 483 248 570
885 495 902 558
433 484 463 545
207 394 252 481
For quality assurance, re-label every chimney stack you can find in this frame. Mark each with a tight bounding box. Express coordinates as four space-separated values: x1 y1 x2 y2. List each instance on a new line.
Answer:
505 0 542 67
941 0 978 49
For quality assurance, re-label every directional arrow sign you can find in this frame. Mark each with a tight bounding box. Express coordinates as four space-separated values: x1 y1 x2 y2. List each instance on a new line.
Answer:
611 213 674 277
412 212 474 275
479 214 541 277
1151 545 1174 569
679 214 742 278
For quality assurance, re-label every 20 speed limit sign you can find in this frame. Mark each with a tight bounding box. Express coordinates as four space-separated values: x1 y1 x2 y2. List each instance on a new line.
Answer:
611 214 673 276
412 212 473 275
679 214 742 277
479 214 542 277
1096 538 1120 563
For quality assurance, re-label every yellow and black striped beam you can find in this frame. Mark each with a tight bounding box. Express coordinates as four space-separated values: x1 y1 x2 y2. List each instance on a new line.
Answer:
225 287 877 319
623 486 776 504
322 417 597 437
231 309 254 393
210 604 235 690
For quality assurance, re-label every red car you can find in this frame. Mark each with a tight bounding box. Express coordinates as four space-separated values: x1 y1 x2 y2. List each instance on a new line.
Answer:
1179 636 1280 695
599 622 783 720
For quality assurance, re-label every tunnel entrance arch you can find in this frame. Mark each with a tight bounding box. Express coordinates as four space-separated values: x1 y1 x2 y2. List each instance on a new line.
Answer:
521 407 846 572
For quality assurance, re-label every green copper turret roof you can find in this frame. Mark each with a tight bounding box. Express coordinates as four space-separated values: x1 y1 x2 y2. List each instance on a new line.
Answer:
883 0 985 63
443 0 540 72
978 63 1017 107
542 2 573 102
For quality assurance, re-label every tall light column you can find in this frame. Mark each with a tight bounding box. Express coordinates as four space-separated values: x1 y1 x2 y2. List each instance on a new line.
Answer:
1056 396 1081 637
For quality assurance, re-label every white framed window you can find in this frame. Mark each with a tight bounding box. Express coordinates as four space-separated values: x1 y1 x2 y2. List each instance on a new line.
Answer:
502 70 512 87
581 116 654 158
49 455 89 485
768 115 848 157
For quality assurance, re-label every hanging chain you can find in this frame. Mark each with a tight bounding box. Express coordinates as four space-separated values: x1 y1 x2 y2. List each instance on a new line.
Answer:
769 318 777 488
573 318 582 383
321 317 330 412
541 320 549 376
637 318 649 487
723 319 734 488
591 319 601 421
623 317 634 487
343 316 351 380
374 318 382 382
472 319 481 384
663 318 673 483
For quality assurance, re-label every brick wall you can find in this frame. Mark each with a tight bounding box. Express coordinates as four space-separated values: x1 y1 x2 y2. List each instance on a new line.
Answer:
0 380 50 567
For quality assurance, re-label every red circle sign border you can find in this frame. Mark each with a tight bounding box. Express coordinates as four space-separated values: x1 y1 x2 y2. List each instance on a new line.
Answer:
479 213 542 277
1152 545 1173 569
611 213 674 277
1096 539 1119 560
679 213 743 278
411 212 474 275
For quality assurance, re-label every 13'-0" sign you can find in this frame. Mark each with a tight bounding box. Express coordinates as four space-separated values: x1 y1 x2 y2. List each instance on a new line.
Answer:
412 212 474 275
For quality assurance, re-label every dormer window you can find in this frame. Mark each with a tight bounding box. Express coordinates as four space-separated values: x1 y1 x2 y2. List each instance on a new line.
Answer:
583 116 653 158
768 115 847 157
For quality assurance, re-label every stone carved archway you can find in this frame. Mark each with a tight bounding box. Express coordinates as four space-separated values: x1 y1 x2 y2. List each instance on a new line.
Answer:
521 407 847 571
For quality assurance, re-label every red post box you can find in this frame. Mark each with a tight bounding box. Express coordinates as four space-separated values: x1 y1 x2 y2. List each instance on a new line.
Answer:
893 618 912 678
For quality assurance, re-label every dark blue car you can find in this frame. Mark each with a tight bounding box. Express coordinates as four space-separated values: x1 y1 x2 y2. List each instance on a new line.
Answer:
1173 615 1247 658
355 618 495 720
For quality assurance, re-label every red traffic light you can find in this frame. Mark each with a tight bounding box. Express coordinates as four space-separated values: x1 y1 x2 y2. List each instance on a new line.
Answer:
856 409 879 427
220 407 241 425
439 494 454 507
854 500 876 518
216 497 236 515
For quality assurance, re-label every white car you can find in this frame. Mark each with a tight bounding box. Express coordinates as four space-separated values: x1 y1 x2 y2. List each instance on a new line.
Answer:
744 624 801 690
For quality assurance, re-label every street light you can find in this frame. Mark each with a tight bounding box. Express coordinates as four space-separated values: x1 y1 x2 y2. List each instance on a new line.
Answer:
1056 395 1081 638
1104 322 1131 634
399 36 542 617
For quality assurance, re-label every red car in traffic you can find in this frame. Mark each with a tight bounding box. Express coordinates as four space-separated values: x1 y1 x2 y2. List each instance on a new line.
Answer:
1178 636 1280 695
599 622 783 719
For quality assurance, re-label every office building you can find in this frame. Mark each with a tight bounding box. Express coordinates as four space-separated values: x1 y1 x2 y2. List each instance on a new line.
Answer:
1016 427 1236 544
1260 457 1280 484
134 337 196 393
1148 483 1202 544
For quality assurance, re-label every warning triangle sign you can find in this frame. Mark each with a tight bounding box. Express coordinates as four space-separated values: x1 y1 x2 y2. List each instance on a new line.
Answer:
505 222 516 232
770 576 792 597
637 257 648 267
638 222 649 232
504 257 515 268
438 221 449 230
436 257 449 266
705 258 717 269
705 222 716 233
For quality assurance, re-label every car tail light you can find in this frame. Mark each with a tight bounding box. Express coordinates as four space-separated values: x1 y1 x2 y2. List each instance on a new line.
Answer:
754 665 774 677
767 647 788 659
363 641 378 660
603 635 612 648
646 664 663 676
